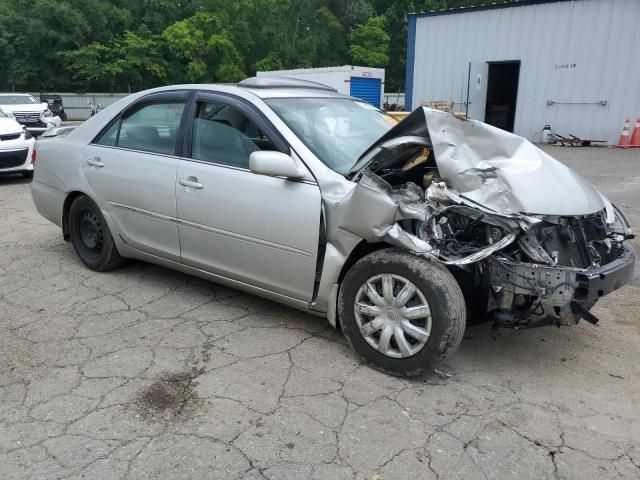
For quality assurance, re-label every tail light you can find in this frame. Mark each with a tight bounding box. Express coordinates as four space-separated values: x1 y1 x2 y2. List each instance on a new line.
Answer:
31 148 37 166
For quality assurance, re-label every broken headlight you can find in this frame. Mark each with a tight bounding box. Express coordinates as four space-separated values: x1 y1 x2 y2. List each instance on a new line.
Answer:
413 207 516 263
609 205 634 239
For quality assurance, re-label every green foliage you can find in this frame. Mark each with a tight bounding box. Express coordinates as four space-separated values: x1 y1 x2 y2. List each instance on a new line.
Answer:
382 0 447 91
162 11 245 83
62 28 167 91
254 52 285 72
345 0 375 30
0 0 501 93
349 16 390 67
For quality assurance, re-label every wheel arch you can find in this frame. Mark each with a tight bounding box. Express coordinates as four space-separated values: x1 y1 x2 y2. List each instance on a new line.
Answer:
338 240 394 286
62 191 89 240
328 240 395 330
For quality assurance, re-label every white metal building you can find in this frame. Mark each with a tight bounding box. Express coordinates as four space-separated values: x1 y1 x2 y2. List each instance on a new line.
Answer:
405 0 640 143
257 66 385 107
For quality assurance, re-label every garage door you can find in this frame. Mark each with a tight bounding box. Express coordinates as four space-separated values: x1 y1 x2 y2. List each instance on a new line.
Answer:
350 77 381 107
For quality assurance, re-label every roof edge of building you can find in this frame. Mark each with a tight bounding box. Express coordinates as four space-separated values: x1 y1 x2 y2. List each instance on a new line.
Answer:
408 0 581 19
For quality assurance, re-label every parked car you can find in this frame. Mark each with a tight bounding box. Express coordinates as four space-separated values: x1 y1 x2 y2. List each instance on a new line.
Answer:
0 107 36 177
40 94 68 121
30 78 635 375
0 93 61 135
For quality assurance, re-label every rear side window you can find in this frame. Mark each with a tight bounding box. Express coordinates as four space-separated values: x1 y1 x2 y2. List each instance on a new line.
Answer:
96 101 185 155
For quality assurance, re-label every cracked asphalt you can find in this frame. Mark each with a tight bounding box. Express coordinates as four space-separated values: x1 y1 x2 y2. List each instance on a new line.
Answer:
1 146 639 480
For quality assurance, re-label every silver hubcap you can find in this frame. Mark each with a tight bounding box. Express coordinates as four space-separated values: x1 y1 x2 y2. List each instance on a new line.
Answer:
354 274 432 358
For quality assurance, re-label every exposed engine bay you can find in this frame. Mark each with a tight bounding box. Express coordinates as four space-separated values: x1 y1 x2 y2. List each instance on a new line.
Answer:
338 108 635 330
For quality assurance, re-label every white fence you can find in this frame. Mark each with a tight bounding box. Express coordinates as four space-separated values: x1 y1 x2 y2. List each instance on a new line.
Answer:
30 92 130 121
25 91 407 118
382 93 405 109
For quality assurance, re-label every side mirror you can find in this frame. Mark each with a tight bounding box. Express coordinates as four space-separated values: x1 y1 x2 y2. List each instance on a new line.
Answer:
249 151 305 179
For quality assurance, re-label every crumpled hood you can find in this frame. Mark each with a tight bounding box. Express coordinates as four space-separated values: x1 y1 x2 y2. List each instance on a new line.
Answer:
355 107 606 216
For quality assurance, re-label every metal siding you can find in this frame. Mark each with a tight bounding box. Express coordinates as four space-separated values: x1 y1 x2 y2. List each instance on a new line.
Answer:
405 15 417 109
409 0 640 144
349 77 382 107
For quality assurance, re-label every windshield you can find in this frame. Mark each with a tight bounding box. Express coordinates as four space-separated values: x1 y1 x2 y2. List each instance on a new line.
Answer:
0 95 38 105
266 97 396 173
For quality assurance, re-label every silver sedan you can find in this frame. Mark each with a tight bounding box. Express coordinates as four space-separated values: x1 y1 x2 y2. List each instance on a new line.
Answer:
31 78 635 375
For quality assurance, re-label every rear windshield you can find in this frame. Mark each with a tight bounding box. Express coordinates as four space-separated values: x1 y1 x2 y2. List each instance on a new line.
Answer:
266 97 396 174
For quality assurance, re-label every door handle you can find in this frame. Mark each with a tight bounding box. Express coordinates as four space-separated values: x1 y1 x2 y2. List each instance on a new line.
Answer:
86 157 104 168
179 177 204 189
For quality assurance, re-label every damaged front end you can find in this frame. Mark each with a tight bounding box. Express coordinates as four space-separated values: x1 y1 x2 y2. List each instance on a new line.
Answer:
338 108 635 330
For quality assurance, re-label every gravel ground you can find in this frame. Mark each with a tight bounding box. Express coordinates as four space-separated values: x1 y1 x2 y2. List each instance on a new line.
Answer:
1 146 639 480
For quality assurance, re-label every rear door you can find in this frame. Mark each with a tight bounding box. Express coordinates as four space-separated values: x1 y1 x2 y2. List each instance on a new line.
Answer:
83 91 189 261
175 92 322 301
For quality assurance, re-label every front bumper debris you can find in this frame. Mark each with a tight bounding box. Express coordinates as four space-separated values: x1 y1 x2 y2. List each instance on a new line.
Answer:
489 243 635 328
575 244 636 302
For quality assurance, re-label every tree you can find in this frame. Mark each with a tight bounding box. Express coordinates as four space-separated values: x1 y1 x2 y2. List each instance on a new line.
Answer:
62 28 167 91
312 6 347 67
162 11 245 83
0 0 490 92
254 52 285 72
345 0 375 30
349 16 390 67
383 0 447 91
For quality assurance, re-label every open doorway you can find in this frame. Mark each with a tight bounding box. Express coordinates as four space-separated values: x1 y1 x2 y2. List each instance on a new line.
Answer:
484 61 520 132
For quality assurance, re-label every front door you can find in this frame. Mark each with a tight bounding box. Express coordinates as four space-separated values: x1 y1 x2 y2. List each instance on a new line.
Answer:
83 93 188 261
176 94 322 301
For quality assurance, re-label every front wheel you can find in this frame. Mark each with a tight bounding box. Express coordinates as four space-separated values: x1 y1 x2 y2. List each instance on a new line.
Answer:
68 195 125 271
338 248 466 376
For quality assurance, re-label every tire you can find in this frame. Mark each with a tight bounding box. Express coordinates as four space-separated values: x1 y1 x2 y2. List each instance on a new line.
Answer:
338 248 466 376
68 195 125 271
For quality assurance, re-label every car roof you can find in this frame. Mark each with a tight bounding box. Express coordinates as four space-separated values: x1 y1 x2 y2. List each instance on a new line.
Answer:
134 78 353 101
237 77 351 100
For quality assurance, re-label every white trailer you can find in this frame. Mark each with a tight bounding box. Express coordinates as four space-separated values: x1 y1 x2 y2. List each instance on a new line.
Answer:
257 66 385 108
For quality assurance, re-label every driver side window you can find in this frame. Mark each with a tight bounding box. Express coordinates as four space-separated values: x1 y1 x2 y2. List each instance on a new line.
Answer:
190 101 277 168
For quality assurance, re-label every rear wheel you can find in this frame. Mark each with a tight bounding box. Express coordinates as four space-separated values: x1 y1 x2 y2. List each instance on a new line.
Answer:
68 195 125 271
338 248 466 376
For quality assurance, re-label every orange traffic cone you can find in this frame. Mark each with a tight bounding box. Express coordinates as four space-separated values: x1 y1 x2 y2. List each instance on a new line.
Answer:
616 118 632 148
629 117 640 148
